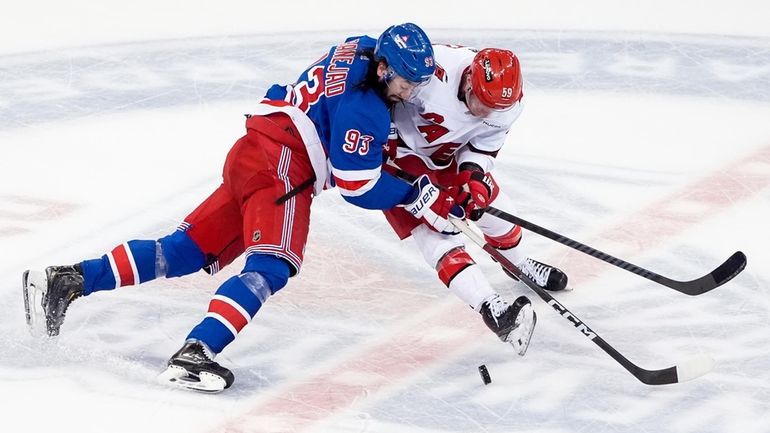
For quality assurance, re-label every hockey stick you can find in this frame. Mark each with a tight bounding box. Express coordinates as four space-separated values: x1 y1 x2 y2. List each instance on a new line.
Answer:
450 218 714 385
484 206 746 296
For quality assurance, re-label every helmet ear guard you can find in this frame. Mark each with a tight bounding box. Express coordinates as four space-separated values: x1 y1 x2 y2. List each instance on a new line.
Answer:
470 48 522 110
375 23 435 84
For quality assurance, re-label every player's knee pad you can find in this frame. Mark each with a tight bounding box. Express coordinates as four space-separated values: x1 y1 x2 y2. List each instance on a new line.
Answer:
484 225 522 250
242 253 291 293
157 230 206 278
411 224 465 268
436 247 476 287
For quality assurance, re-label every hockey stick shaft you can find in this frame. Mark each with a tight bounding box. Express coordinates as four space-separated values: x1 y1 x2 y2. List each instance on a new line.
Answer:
484 206 746 295
451 218 714 385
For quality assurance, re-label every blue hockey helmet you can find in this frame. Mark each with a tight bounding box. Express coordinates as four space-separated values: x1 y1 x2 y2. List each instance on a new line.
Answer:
375 23 435 84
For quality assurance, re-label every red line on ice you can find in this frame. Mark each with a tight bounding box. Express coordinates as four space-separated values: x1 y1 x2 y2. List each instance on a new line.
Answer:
561 143 770 286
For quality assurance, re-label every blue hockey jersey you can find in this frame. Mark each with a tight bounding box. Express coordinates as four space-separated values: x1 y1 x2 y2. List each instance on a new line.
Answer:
264 36 412 210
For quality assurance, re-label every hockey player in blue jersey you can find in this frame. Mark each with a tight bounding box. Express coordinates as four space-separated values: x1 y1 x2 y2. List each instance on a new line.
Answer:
22 23 469 393
260 27 437 210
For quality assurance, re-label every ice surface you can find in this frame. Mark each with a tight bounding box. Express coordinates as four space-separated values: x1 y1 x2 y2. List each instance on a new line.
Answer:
1 2 769 433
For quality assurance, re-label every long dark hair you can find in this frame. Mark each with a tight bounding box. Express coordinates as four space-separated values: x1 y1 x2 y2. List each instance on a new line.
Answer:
357 48 388 99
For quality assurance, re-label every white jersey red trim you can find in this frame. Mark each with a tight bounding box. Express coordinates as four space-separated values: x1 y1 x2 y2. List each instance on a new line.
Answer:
392 44 525 173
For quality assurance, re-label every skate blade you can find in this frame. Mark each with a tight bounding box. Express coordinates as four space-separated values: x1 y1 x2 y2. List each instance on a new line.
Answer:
22 270 49 336
508 306 537 357
158 365 227 393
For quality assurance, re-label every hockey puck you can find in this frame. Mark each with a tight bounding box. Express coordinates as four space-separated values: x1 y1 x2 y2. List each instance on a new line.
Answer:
478 364 491 385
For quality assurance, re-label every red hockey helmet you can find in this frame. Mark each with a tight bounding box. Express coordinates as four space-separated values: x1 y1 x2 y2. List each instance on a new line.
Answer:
470 48 522 110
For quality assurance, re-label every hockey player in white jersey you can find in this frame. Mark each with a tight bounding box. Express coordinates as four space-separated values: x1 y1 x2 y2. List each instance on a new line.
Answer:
383 45 569 356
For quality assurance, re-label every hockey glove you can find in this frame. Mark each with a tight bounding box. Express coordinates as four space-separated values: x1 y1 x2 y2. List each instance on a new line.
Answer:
452 164 496 221
402 175 465 235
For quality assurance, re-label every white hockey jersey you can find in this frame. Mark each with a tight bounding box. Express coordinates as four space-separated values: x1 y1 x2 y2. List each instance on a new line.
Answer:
391 44 524 173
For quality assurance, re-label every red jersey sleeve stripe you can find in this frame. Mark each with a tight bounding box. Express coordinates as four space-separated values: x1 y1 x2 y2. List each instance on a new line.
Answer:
333 176 372 191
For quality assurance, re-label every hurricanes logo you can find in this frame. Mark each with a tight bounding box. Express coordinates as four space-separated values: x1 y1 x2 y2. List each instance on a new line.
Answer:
252 230 261 242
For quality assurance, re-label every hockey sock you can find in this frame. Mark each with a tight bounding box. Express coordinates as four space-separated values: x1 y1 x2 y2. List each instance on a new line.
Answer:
79 230 205 295
448 265 499 311
483 224 522 250
80 240 159 295
186 272 272 354
185 254 290 354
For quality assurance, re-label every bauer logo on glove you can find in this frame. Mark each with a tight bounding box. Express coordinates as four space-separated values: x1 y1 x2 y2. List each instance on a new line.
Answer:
408 183 440 216
401 175 465 235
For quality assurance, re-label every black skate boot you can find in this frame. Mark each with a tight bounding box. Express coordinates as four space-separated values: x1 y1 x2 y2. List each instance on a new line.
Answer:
157 340 234 393
504 257 569 292
480 295 537 356
22 265 84 336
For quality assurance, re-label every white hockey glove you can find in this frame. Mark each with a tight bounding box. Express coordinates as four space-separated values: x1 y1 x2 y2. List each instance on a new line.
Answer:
402 175 465 235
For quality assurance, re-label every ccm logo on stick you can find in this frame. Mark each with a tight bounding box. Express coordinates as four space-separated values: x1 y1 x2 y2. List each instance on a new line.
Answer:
547 299 597 339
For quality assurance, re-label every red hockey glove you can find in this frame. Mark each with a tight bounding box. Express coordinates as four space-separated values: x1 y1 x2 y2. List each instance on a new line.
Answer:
402 175 465 235
452 167 496 221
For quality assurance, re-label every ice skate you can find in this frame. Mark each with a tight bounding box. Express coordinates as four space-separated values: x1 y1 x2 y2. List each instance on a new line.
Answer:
505 257 570 292
480 295 537 356
22 265 84 337
158 340 234 393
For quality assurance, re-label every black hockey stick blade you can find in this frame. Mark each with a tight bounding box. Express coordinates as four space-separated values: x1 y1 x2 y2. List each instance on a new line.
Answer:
658 251 746 295
484 206 747 295
451 218 715 385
